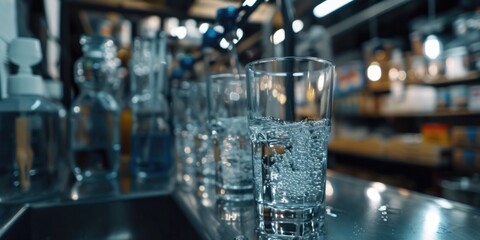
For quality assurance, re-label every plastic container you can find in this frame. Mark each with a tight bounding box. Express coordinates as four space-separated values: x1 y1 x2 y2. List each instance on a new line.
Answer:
0 38 65 203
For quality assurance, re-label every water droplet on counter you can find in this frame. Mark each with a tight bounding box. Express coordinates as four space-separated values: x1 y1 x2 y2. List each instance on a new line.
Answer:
378 205 387 211
326 207 337 218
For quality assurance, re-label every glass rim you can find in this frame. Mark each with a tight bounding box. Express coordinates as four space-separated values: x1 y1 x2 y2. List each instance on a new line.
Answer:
246 56 334 71
209 73 246 79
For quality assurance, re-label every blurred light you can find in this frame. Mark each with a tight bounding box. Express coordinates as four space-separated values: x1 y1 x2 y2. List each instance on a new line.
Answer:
272 29 285 45
326 207 337 217
424 35 442 60
236 28 244 40
272 89 278 97
292 19 304 33
314 0 354 18
428 63 439 76
184 146 191 154
219 38 229 49
243 0 257 7
366 187 381 203
279 94 287 105
389 68 399 81
199 23 209 34
307 87 315 102
165 18 179 35
143 16 161 30
372 182 386 192
423 207 441 239
317 73 325 91
185 19 196 28
367 62 382 81
436 199 453 209
73 106 80 113
229 92 240 101
398 188 410 197
398 70 407 81
71 191 79 200
214 25 224 34
326 180 334 196
107 232 132 240
173 26 187 39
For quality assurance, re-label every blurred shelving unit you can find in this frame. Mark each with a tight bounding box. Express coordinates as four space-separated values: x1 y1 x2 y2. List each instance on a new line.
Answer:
328 0 480 197
412 72 480 86
59 0 277 107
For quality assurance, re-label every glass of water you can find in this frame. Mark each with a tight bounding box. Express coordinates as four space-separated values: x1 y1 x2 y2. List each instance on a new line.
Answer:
171 81 196 189
189 81 216 205
207 74 253 202
246 57 334 239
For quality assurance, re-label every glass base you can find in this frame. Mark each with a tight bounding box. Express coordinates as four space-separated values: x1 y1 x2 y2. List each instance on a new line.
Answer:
216 199 255 221
256 203 325 239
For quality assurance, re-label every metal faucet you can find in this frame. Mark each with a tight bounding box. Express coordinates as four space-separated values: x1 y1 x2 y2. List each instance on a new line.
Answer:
237 0 296 57
237 0 296 121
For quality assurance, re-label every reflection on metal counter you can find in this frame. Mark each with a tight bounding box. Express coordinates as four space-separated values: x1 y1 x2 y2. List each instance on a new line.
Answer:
175 171 480 240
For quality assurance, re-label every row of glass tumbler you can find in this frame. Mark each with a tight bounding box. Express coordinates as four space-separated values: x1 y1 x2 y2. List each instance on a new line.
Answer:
172 73 251 204
174 57 335 239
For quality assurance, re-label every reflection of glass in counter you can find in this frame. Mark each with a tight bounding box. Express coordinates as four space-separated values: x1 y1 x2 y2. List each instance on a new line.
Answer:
208 74 253 202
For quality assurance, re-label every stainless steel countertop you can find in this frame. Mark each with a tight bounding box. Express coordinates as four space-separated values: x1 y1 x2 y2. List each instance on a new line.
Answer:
1 170 479 239
175 171 480 240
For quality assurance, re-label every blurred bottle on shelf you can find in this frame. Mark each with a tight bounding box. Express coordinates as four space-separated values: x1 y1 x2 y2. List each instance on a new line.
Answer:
129 32 173 179
70 35 121 182
388 49 407 100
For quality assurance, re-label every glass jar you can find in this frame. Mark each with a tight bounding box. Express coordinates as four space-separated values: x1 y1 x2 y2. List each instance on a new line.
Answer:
70 35 121 181
129 35 172 179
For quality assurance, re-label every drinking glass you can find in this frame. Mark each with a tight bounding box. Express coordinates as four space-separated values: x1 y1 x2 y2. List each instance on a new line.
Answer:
246 57 334 239
207 74 253 202
189 81 216 205
172 81 196 189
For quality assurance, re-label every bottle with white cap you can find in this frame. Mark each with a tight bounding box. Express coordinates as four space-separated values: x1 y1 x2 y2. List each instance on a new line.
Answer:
0 37 64 203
